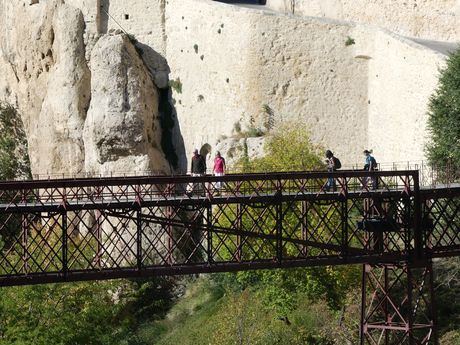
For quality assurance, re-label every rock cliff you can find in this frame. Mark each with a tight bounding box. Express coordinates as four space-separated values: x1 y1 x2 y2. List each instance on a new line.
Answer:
0 0 457 175
0 0 168 177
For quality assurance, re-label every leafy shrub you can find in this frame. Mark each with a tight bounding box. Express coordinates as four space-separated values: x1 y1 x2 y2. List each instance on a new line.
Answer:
168 78 183 94
345 36 355 46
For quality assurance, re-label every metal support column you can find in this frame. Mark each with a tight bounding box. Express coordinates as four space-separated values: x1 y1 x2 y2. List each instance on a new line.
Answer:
360 262 437 344
275 179 283 264
61 210 68 278
301 200 308 257
207 204 213 264
136 208 142 271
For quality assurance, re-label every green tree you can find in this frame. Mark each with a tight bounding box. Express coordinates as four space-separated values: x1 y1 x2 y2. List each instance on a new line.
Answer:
426 48 460 170
0 102 31 180
426 49 460 338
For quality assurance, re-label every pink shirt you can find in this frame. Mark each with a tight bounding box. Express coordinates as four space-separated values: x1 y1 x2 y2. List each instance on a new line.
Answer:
213 157 225 173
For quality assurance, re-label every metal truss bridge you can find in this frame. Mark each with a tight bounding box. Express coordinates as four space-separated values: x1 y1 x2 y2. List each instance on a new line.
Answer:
0 170 459 344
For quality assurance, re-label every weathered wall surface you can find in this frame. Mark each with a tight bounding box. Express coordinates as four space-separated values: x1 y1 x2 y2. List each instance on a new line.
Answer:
166 0 369 165
367 31 445 164
96 0 170 88
165 0 446 166
267 0 460 42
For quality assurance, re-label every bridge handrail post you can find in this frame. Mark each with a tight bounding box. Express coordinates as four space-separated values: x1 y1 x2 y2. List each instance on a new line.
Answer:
340 176 349 259
412 171 424 262
61 207 68 278
275 177 283 264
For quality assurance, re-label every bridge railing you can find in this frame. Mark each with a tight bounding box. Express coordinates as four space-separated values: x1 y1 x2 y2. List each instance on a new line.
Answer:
0 170 416 209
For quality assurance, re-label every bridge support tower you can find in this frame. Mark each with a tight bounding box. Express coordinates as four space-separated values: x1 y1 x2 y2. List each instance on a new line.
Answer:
360 262 437 345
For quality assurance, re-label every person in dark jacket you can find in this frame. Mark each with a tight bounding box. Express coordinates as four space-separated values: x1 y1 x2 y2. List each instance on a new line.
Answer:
325 150 339 191
363 149 378 189
191 149 206 175
187 149 206 195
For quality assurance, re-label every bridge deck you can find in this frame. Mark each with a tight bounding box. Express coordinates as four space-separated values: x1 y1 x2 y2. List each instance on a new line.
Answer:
0 170 458 287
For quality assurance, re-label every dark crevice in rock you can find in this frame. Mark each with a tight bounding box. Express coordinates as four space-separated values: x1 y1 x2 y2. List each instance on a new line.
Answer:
127 34 184 171
158 87 178 169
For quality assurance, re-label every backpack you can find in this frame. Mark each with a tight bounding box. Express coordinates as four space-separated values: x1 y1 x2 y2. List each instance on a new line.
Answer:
370 156 377 169
333 157 342 170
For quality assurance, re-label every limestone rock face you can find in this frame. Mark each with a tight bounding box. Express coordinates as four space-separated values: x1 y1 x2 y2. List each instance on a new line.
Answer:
214 137 266 171
83 34 169 175
0 0 169 177
30 3 91 175
0 0 60 161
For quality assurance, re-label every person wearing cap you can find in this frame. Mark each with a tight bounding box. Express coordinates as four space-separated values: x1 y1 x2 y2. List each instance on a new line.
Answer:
213 151 226 190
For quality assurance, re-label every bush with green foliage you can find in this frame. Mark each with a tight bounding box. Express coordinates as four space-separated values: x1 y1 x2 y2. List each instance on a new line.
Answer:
215 123 360 318
0 278 175 345
426 48 460 170
138 277 345 345
238 122 324 172
0 102 31 180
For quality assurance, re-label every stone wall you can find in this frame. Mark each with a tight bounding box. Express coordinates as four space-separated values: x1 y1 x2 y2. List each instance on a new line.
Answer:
266 0 460 42
367 31 445 164
165 0 446 166
165 0 369 166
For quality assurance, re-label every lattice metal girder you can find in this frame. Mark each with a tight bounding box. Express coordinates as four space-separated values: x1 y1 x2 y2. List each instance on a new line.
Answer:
0 170 458 287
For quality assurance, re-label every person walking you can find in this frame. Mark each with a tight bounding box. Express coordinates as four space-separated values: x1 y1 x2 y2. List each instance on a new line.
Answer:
187 149 206 194
363 149 378 189
213 151 226 190
191 149 206 175
325 150 341 191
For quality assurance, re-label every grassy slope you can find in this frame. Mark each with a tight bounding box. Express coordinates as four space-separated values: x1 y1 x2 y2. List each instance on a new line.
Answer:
134 277 352 345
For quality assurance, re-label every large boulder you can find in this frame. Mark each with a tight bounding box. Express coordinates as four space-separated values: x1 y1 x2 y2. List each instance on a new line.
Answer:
83 34 169 175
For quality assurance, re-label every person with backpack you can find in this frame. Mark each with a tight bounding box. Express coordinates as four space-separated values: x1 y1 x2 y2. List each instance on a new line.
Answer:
325 150 341 191
363 149 378 189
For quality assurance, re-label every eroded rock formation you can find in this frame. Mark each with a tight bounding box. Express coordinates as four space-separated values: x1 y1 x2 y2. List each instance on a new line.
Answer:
0 0 169 177
83 34 168 175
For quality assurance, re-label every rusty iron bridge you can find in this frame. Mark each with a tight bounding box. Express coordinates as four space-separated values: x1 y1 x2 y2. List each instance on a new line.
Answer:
0 170 459 344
